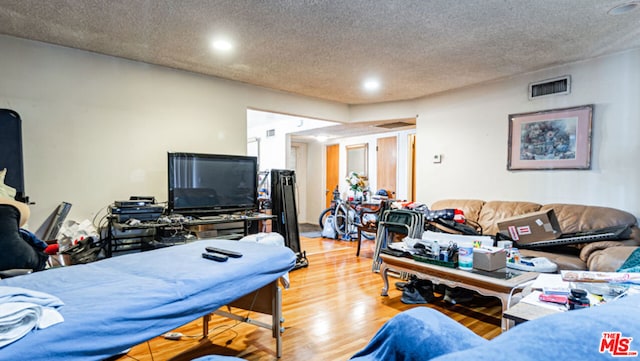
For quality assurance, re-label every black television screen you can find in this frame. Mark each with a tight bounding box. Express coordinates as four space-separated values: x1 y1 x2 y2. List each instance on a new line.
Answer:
168 152 258 215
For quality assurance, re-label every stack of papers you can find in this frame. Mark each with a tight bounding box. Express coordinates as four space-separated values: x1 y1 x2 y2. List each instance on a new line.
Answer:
531 273 570 293
561 270 640 284
520 291 567 312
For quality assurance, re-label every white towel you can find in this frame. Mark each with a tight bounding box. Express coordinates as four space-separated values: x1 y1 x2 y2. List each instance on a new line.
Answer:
240 233 291 288
0 286 64 348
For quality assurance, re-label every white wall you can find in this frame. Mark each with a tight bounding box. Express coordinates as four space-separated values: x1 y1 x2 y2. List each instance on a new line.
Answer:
2 34 638 229
246 109 338 172
0 35 348 228
413 49 640 218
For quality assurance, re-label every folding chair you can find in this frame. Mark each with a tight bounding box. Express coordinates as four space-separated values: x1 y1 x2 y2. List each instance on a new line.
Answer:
371 209 424 272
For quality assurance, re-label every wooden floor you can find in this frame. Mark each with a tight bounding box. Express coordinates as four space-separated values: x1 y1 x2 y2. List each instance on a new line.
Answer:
116 236 501 361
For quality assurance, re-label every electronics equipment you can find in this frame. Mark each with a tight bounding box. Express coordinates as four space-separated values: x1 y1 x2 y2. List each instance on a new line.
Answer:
114 199 155 208
167 152 258 216
129 196 156 203
109 205 165 214
515 224 631 249
202 252 228 262
205 246 243 258
109 204 165 223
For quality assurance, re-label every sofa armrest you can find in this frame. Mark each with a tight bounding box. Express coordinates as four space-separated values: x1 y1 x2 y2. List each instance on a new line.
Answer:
585 246 638 272
579 240 624 262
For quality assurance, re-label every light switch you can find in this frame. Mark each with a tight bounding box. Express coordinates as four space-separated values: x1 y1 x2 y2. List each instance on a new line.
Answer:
433 154 442 163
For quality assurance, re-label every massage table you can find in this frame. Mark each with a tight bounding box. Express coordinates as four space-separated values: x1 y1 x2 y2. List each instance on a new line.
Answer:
0 238 296 360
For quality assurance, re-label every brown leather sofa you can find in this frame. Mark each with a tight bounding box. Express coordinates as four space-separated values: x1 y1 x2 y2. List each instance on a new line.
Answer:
430 199 640 271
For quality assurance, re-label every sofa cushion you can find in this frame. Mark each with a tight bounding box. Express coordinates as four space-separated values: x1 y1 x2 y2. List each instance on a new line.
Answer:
477 201 542 236
585 246 637 272
540 203 638 234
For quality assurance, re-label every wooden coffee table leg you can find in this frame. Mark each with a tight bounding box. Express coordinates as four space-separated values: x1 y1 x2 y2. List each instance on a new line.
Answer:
380 264 390 296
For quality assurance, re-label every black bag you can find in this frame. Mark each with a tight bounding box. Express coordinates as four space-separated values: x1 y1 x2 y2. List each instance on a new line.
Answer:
426 218 482 235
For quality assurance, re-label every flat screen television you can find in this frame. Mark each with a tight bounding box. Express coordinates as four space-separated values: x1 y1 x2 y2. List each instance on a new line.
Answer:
167 152 258 216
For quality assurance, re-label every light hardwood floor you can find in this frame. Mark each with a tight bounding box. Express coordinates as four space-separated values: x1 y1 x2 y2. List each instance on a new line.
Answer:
115 236 501 361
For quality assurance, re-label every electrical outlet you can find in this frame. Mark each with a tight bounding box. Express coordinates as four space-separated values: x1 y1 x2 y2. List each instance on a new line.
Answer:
433 154 442 163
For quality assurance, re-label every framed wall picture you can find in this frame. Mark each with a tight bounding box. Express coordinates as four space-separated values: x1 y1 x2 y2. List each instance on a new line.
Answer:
507 104 593 170
346 143 368 178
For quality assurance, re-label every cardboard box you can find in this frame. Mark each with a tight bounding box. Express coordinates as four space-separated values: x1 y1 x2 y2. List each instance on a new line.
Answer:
473 247 506 271
497 209 562 244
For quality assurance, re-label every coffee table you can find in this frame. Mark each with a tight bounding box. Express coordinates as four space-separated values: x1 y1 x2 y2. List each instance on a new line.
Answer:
379 253 539 330
502 301 563 326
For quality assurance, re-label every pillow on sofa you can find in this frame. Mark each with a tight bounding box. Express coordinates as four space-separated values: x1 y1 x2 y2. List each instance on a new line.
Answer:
541 203 638 234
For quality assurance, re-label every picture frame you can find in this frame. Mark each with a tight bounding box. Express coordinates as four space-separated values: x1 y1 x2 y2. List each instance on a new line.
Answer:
507 105 593 170
346 143 368 178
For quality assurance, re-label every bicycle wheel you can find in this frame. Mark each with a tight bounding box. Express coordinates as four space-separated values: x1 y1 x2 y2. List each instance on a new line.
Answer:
318 207 333 229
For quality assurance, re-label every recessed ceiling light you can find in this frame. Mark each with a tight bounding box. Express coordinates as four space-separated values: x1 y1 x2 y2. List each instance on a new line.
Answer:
608 1 639 15
363 78 381 92
212 38 234 52
315 135 329 142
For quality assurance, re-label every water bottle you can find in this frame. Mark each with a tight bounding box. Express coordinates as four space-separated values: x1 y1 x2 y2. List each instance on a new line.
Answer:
432 240 440 260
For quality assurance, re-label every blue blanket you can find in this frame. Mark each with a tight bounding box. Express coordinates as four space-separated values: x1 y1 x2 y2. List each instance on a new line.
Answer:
0 239 295 360
618 248 640 273
351 293 640 361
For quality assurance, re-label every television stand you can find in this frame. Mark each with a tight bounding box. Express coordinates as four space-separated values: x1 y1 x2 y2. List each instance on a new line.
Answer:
104 212 275 257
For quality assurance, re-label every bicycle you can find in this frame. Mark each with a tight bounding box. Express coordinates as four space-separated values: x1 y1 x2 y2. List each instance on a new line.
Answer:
318 187 377 241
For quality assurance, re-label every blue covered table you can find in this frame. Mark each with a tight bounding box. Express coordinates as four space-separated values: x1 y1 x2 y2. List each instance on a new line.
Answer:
0 239 295 360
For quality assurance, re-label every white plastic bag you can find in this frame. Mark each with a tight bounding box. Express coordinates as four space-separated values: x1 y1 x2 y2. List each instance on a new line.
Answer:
57 219 99 252
321 215 337 239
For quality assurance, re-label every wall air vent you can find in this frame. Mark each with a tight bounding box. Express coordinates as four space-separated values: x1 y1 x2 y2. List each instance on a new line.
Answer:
266 129 275 137
375 121 415 129
529 75 571 99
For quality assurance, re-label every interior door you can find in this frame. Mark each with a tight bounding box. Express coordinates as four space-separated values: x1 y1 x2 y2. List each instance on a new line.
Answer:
325 144 339 208
376 136 397 199
409 133 416 202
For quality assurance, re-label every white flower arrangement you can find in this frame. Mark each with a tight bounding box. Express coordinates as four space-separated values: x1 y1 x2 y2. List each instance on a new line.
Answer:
346 172 367 192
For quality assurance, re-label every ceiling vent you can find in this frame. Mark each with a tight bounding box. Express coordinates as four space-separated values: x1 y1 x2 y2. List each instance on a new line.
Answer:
529 75 571 99
375 121 414 129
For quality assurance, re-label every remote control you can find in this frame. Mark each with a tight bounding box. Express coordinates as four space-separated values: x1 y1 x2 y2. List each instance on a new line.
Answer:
205 246 243 258
202 252 228 262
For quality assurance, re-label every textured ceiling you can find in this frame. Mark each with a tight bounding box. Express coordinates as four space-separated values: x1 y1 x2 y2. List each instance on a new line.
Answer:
1 0 640 105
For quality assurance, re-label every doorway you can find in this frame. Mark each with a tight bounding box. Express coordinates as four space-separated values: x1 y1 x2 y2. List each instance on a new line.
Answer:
408 133 416 202
325 143 339 208
376 136 397 199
